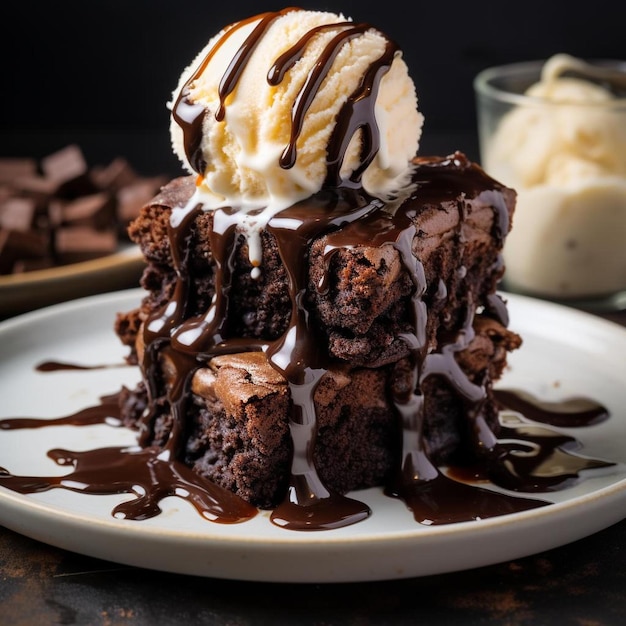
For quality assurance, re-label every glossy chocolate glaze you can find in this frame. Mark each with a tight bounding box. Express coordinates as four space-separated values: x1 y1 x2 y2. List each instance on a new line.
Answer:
494 389 609 428
0 10 616 531
35 360 127 372
0 393 123 430
0 386 612 526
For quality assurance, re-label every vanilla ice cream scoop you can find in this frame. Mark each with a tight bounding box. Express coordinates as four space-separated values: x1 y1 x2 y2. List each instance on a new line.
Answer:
487 54 626 189
168 8 423 273
480 54 626 300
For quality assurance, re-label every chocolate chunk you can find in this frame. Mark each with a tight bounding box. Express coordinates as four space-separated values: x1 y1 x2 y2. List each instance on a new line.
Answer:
0 145 166 276
0 158 37 184
41 144 87 182
0 228 48 273
52 192 116 230
91 157 139 191
55 226 118 264
41 145 97 199
11 174 59 200
0 197 37 231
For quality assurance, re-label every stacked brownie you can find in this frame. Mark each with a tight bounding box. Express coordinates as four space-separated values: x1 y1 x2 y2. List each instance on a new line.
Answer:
115 152 520 510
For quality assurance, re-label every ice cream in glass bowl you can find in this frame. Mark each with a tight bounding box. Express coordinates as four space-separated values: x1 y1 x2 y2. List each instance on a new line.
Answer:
474 54 626 310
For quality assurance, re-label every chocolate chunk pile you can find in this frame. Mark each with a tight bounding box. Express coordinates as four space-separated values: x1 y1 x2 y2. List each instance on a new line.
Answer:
0 145 167 275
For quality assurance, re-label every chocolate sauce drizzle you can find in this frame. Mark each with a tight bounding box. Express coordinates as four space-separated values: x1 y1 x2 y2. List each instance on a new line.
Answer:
172 8 297 174
0 11 617 531
35 360 127 372
0 385 613 527
172 7 398 189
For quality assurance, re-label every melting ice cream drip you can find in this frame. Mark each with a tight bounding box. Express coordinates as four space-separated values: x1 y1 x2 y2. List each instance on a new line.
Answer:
170 8 421 277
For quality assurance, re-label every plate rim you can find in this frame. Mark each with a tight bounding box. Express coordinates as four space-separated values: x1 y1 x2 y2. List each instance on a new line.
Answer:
0 244 145 318
0 244 143 289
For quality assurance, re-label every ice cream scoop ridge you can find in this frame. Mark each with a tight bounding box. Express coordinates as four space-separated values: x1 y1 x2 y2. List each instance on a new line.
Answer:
169 8 423 274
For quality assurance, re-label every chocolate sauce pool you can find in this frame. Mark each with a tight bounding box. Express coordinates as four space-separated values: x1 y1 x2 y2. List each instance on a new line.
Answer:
0 10 617 531
0 385 613 527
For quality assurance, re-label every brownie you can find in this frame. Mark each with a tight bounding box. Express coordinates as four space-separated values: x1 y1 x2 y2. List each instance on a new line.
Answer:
120 314 520 508
116 152 520 509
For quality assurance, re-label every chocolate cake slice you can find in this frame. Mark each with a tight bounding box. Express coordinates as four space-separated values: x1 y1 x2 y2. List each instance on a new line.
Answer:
115 152 520 514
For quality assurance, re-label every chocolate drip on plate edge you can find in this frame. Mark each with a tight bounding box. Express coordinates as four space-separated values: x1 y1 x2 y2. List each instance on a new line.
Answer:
0 386 613 526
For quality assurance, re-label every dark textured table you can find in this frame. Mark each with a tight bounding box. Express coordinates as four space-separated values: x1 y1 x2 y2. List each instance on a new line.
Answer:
1 304 625 626
1 516 625 625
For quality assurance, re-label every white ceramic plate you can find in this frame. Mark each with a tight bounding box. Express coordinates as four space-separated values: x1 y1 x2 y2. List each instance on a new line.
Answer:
0 290 625 583
0 244 144 318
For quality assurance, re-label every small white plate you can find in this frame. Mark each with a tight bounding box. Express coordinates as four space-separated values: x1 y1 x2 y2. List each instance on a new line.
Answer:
0 290 625 583
0 245 144 318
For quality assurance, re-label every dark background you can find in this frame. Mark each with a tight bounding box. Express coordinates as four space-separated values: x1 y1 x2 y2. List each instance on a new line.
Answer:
2 0 625 177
